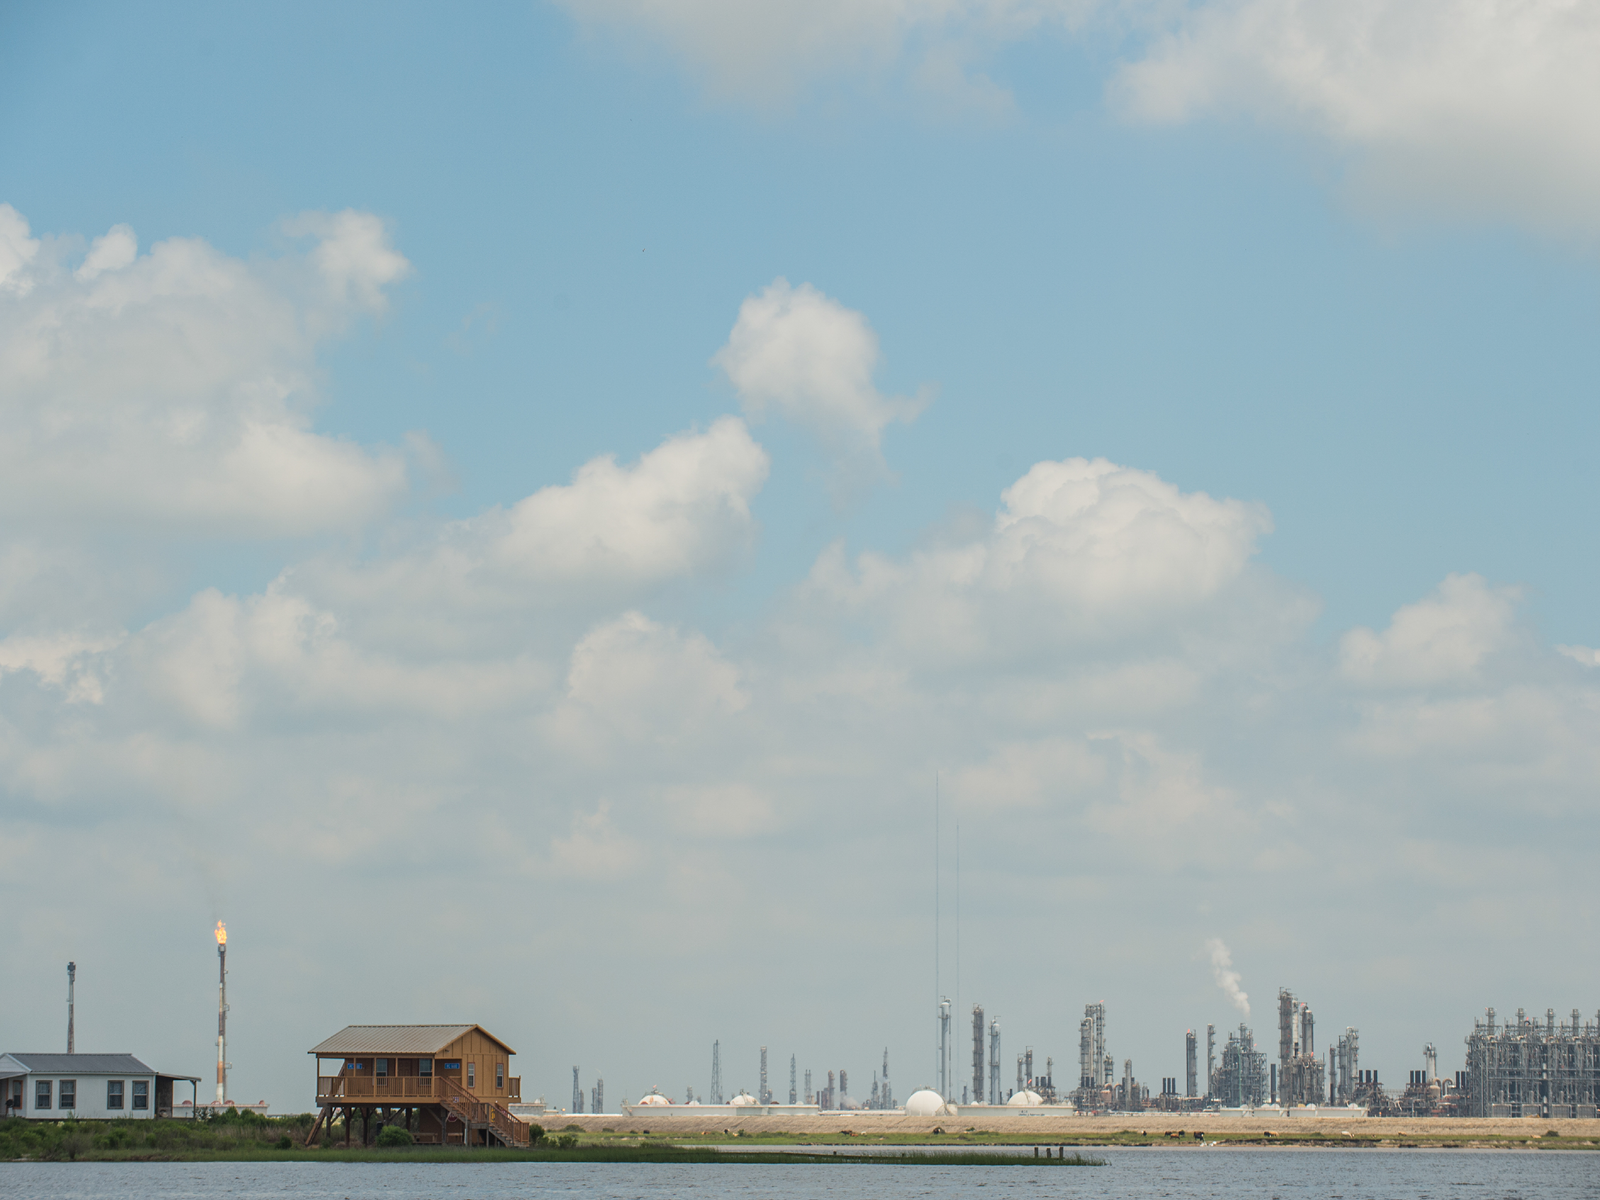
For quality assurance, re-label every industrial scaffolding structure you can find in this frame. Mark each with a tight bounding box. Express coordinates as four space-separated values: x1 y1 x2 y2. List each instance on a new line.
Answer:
988 1017 1001 1104
1185 1030 1197 1098
1334 1027 1360 1105
1076 1003 1108 1107
1115 1058 1146 1111
937 998 951 1101
1211 1023 1267 1107
1278 988 1325 1107
971 1005 985 1105
1462 1007 1600 1118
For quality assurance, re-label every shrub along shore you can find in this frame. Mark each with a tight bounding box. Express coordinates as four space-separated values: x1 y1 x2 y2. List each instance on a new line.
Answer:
0 1110 1099 1164
4 1108 1596 1161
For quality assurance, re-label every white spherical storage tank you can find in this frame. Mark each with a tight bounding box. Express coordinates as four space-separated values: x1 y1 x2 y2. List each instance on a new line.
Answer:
903 1089 950 1116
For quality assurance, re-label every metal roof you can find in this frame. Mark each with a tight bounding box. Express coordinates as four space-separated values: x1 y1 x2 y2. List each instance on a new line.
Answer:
3 1053 156 1074
308 1025 515 1056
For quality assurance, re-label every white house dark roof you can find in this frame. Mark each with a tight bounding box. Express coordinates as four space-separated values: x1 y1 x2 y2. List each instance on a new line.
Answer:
309 1024 515 1056
4 1053 156 1074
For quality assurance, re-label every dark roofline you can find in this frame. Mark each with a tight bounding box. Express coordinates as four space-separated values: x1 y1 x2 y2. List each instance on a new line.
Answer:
2 1052 157 1073
307 1023 516 1056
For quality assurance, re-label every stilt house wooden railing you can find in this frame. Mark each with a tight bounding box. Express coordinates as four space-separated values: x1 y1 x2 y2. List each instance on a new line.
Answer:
439 1075 530 1147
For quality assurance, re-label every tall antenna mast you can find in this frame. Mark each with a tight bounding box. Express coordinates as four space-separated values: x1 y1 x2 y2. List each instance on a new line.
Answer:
934 771 940 1087
955 816 960 1095
67 962 75 1054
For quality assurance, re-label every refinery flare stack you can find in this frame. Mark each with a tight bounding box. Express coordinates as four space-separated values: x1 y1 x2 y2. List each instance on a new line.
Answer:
215 921 229 1106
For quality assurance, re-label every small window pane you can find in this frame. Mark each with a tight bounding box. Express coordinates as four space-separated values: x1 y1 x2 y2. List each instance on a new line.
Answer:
419 1059 433 1077
132 1080 149 1109
59 1080 76 1110
107 1080 125 1109
467 1063 475 1088
496 1062 504 1089
35 1080 51 1110
376 1059 388 1076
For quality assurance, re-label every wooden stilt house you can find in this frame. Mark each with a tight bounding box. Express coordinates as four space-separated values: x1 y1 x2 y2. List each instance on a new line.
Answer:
306 1024 528 1147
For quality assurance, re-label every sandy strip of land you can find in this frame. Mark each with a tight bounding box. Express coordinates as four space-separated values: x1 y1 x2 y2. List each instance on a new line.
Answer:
539 1111 1600 1140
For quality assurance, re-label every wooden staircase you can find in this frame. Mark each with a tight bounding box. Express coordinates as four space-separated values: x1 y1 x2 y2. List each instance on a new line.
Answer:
440 1075 530 1147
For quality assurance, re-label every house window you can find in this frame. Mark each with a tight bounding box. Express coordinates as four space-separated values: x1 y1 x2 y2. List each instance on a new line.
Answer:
376 1059 389 1078
418 1059 433 1078
496 1062 504 1090
132 1080 149 1110
35 1080 51 1110
107 1080 125 1109
59 1080 76 1110
467 1063 475 1088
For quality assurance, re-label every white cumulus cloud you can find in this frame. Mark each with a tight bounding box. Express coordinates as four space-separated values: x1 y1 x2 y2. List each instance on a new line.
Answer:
1113 0 1600 237
1340 572 1518 688
558 0 1103 106
0 207 411 538
715 279 924 500
804 455 1275 661
75 223 137 281
0 204 40 295
287 417 770 660
563 2 1600 237
494 416 769 585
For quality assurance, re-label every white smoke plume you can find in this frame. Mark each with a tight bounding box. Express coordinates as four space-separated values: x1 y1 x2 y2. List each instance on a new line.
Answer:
1206 938 1250 1016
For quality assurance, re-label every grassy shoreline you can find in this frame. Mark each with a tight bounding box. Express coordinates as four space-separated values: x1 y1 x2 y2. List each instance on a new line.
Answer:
5 1143 1103 1166
5 1113 1595 1162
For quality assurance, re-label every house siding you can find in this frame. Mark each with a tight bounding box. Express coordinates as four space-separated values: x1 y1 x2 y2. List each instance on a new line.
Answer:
18 1072 157 1120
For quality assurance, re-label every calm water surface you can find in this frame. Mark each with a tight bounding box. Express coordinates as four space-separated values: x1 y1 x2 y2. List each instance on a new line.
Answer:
3 1151 1596 1199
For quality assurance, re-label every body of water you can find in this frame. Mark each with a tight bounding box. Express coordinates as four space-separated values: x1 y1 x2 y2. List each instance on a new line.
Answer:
2 1150 1594 1199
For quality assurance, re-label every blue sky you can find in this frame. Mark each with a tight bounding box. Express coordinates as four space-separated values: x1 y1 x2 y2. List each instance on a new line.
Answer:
3 1 1599 1112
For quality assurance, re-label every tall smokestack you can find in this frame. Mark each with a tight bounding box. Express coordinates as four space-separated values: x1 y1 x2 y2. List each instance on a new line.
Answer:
67 962 76 1054
215 922 228 1105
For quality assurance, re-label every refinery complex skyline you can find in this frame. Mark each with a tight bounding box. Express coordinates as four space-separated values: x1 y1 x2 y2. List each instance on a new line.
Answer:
16 930 1598 1120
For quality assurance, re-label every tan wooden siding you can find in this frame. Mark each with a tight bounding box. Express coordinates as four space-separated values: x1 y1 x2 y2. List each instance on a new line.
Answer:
434 1029 513 1098
312 1025 518 1106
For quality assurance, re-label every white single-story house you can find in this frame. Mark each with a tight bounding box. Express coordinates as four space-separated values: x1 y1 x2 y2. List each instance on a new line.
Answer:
0 1053 200 1120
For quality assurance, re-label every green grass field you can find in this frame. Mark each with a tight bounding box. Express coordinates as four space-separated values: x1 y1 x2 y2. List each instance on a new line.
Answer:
4 1111 1593 1161
0 1112 1101 1163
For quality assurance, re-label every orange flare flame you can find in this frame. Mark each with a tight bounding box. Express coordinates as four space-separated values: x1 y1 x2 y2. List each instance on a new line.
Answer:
215 921 226 946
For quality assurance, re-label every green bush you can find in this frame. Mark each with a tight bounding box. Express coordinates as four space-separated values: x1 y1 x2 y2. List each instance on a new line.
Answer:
276 1135 293 1149
55 1125 94 1161
206 1107 268 1127
376 1125 413 1147
97 1126 133 1150
525 1123 545 1145
552 1133 579 1149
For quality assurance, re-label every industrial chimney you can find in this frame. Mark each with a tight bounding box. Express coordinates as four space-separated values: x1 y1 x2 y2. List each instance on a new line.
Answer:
67 962 76 1053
